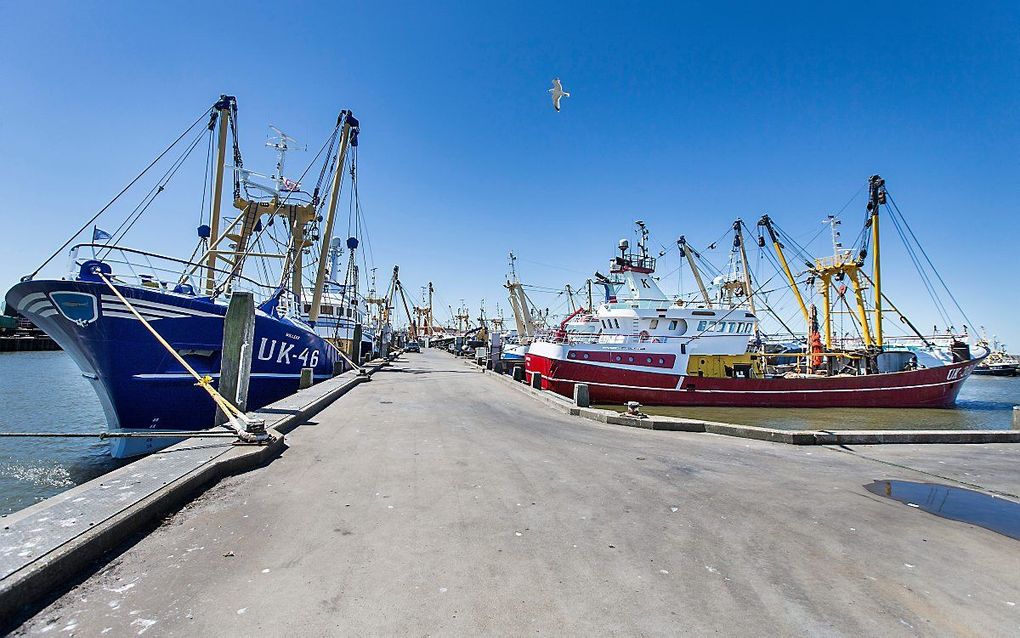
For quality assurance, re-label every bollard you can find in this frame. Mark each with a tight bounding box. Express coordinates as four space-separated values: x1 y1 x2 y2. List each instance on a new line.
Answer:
299 367 314 389
530 371 542 389
573 383 590 408
333 360 345 377
1014 406 1020 430
512 365 525 382
217 291 255 426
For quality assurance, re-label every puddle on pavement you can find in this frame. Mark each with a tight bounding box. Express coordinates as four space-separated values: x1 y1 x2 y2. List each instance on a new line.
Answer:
865 480 1020 541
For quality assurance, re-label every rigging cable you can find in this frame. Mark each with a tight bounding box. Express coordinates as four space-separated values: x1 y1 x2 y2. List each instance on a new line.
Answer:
25 106 214 281
177 129 218 283
100 126 209 258
883 198 954 327
886 192 976 334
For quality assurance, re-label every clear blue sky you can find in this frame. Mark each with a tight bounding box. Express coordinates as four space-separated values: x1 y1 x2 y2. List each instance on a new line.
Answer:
2 2 1018 346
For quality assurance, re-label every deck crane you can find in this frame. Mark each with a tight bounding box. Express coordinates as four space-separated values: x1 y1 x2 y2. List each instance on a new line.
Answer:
677 235 713 307
504 252 539 343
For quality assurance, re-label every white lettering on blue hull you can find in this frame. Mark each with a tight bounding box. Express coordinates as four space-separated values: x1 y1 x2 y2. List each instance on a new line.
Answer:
257 337 320 367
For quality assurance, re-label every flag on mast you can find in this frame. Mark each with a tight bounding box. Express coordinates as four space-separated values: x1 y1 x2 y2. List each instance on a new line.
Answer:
92 227 113 242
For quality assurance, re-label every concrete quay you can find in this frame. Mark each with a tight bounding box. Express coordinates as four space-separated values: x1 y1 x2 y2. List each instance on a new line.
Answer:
9 349 1020 636
1 359 387 628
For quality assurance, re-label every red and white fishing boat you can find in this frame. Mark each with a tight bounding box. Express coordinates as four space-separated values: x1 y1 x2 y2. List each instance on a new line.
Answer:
526 178 985 408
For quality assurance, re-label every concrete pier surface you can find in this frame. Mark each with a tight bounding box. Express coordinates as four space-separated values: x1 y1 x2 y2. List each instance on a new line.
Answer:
13 350 1020 636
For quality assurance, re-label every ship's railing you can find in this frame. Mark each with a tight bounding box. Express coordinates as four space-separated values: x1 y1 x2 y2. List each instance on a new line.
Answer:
67 243 277 300
532 329 750 346
610 254 656 272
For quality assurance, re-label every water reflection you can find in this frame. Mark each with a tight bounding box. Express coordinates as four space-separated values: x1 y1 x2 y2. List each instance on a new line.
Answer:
865 480 1020 541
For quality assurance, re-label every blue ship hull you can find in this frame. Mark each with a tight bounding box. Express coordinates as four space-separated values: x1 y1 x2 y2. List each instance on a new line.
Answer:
5 280 346 458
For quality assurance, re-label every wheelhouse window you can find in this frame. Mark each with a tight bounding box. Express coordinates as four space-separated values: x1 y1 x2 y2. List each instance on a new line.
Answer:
320 305 334 316
649 319 659 330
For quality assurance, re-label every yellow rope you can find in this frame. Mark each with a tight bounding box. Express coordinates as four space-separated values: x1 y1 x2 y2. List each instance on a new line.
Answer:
96 271 256 435
322 336 360 370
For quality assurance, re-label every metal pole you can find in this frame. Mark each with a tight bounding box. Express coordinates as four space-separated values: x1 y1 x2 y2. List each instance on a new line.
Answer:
848 268 873 347
821 274 832 349
759 216 811 330
679 236 713 307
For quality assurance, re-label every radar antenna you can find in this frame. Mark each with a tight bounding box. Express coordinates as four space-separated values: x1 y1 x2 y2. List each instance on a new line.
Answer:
266 126 307 196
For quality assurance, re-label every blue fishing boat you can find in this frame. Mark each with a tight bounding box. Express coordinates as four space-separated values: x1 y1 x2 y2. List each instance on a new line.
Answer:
5 96 379 457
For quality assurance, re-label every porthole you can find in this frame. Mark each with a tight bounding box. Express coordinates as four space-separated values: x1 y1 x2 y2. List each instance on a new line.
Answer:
658 358 665 364
614 355 622 362
583 353 590 360
646 357 652 363
627 356 634 362
568 352 576 359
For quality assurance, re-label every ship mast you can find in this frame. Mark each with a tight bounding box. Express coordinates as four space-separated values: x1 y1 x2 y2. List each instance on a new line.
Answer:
309 111 358 324
733 219 757 334
867 175 886 349
428 283 435 336
204 95 234 296
388 266 418 342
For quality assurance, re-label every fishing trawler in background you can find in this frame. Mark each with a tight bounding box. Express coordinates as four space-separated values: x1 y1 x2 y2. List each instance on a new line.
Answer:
526 176 986 407
5 96 388 457
972 332 1019 376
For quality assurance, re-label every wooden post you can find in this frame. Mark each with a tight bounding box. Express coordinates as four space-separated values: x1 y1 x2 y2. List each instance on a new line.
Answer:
299 367 314 389
573 383 590 408
530 371 542 389
349 323 362 365
217 291 255 425
333 360 345 376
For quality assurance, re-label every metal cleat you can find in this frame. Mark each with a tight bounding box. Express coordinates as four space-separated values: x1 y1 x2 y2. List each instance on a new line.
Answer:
625 401 647 418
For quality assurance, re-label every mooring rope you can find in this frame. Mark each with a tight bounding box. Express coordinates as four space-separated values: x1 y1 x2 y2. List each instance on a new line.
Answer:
94 268 267 443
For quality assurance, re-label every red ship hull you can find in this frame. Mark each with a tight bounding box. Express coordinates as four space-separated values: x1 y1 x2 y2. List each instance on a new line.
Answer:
525 353 981 408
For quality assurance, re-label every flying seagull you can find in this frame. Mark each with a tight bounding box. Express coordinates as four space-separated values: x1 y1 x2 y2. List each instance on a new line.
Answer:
549 78 570 112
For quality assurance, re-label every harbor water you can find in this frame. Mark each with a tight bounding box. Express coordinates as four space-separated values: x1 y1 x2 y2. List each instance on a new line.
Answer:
604 375 1020 430
0 351 122 516
1 351 1018 517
